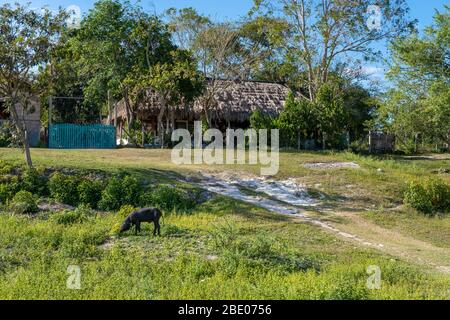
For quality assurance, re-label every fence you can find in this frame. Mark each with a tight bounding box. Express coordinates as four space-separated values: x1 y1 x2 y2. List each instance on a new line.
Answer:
49 124 116 149
368 131 395 153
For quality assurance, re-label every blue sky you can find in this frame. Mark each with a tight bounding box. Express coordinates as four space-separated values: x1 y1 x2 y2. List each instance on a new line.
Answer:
3 0 446 28
2 0 447 85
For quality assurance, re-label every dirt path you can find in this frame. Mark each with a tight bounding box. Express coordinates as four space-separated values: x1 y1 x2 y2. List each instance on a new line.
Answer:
198 172 450 275
325 211 450 274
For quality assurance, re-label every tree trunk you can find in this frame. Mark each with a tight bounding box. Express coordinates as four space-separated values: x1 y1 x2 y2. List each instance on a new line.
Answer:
8 101 33 168
157 98 167 149
23 130 33 167
204 109 212 129
170 110 175 133
123 89 134 130
297 130 302 150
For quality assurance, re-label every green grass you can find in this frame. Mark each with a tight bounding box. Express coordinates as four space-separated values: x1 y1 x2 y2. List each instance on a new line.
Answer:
0 148 449 299
1 199 449 300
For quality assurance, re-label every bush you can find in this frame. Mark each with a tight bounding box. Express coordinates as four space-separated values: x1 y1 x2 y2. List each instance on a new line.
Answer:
121 176 142 206
0 183 15 204
404 178 450 215
48 173 80 206
149 185 195 212
21 168 49 196
51 204 94 225
0 184 9 204
98 177 124 211
0 176 22 205
9 190 39 214
78 180 103 208
0 160 14 174
98 176 142 211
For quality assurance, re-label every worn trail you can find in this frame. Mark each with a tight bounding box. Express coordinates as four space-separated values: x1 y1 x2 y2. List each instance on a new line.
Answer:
199 172 450 275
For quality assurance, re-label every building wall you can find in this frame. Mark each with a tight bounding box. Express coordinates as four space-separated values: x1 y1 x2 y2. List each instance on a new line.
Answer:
0 96 41 147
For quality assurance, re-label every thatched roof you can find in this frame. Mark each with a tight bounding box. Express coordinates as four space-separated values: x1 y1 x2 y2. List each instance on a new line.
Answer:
113 79 289 123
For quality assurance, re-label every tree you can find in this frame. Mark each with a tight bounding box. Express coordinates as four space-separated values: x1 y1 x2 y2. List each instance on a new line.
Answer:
0 3 67 167
73 0 143 128
314 83 346 149
278 92 316 148
251 0 414 100
142 50 204 147
166 8 266 128
379 6 449 151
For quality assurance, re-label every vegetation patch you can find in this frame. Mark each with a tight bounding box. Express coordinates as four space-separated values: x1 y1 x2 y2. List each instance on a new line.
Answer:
9 190 39 214
404 178 450 215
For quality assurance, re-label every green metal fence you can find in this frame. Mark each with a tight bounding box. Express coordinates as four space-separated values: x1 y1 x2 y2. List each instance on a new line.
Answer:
49 124 116 149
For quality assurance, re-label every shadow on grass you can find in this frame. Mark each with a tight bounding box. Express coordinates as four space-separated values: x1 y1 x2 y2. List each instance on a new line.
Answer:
199 196 291 222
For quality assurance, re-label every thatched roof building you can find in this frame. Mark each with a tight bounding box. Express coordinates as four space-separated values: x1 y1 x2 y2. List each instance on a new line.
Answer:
111 79 289 135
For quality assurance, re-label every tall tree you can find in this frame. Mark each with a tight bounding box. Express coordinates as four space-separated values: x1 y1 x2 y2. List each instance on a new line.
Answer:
0 3 67 167
166 8 266 127
379 6 449 150
251 0 414 100
129 49 204 147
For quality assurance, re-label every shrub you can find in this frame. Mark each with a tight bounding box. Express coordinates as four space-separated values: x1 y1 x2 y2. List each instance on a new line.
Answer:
121 175 142 206
0 184 8 204
149 185 195 212
0 183 13 204
9 190 39 214
404 178 450 215
21 168 49 196
51 204 94 225
138 191 154 207
98 176 143 211
426 178 450 213
98 177 124 211
0 176 22 204
0 160 14 174
48 173 80 206
78 180 103 208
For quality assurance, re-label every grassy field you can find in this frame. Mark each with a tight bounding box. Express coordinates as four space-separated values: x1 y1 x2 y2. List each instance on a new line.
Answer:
0 148 449 299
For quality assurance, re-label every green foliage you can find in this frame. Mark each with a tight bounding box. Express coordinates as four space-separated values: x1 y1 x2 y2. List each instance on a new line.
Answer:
278 92 316 148
21 168 49 196
250 108 276 130
0 124 15 148
51 204 94 225
0 160 14 174
109 205 135 235
404 178 450 215
380 7 450 151
0 3 67 167
48 173 80 206
0 184 9 204
98 177 124 211
315 83 346 148
121 176 142 206
98 176 143 211
78 179 103 208
146 185 195 212
0 176 21 204
117 205 135 219
9 190 39 214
